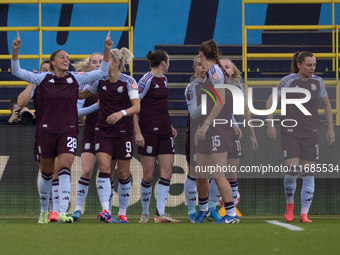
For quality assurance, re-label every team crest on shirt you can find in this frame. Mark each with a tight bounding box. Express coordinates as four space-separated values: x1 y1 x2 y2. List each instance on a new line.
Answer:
95 143 100 151
66 77 73 84
212 73 218 80
146 146 153 154
311 83 317 91
131 83 137 90
84 143 90 150
117 86 124 93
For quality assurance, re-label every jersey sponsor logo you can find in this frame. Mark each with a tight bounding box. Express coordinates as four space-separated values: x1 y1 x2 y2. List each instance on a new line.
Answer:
146 146 153 154
131 83 137 90
125 152 131 158
69 148 75 152
78 72 84 75
102 86 107 91
66 77 73 84
212 73 218 80
212 147 217 151
43 124 47 128
311 83 317 91
117 86 123 93
84 143 90 150
154 84 159 88
153 127 159 131
95 143 100 151
48 78 55 83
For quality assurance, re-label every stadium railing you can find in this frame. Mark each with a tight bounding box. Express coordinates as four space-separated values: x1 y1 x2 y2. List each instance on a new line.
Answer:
0 0 133 115
242 0 340 125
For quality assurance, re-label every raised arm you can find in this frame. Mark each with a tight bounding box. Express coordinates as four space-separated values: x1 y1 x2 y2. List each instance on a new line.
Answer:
12 31 21 61
11 31 46 84
18 83 35 107
73 32 113 86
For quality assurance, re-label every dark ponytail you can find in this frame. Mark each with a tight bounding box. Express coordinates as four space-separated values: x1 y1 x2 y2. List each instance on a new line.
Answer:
200 39 228 78
146 50 168 68
291 51 314 73
49 49 63 71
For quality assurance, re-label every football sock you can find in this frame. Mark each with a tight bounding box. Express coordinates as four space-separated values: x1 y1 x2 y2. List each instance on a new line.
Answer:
52 179 59 213
156 178 170 216
301 174 314 215
118 175 131 216
229 180 239 206
97 172 111 212
198 197 209 212
209 179 220 209
75 177 90 212
58 168 71 214
284 171 298 204
39 172 53 213
184 175 197 214
141 179 152 215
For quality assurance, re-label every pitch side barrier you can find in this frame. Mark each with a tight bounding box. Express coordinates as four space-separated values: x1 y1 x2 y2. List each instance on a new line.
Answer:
0 126 339 215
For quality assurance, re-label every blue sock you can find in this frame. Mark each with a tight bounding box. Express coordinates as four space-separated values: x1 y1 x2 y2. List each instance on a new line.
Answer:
209 179 220 209
156 178 170 216
58 168 71 214
184 175 197 214
52 179 59 213
75 177 90 212
301 174 314 215
97 172 111 212
39 172 53 213
118 175 131 216
141 179 152 215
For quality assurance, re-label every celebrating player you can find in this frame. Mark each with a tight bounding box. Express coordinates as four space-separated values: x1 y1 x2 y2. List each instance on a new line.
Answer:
193 40 240 224
134 50 180 223
11 31 113 223
79 47 139 223
266 51 335 223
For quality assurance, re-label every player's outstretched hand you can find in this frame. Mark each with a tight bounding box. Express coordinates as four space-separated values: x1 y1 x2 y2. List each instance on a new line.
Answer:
12 31 21 51
104 31 113 51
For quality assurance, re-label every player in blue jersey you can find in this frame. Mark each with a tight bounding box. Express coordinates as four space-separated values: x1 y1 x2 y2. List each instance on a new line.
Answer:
266 51 335 223
11 31 113 223
134 50 180 223
79 47 139 223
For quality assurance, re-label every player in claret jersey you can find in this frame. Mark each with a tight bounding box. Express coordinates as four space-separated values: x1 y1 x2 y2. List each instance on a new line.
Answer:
193 40 240 224
79 47 140 223
134 50 180 223
11 31 113 223
266 51 335 223
71 53 118 223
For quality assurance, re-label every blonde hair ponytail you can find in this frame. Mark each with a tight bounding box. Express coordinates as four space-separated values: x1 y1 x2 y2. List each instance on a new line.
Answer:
110 47 134 71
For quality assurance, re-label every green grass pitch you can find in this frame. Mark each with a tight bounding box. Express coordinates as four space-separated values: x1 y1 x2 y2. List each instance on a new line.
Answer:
1 215 339 255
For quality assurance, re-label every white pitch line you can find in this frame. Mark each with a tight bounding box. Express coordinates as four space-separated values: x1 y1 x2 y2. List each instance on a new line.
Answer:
266 220 304 231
